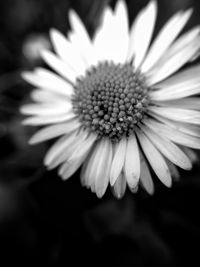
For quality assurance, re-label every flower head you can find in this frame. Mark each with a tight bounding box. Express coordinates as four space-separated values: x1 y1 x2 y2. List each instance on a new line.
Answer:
21 0 200 198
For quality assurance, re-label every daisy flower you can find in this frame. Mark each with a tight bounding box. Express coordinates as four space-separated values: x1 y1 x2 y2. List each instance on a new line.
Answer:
21 0 200 198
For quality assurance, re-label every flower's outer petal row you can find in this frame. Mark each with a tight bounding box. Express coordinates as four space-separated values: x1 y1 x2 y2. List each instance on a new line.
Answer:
22 112 75 126
110 137 127 186
147 33 200 85
149 106 200 125
128 1 157 69
58 134 97 180
21 101 72 116
93 1 128 64
68 10 98 66
140 153 154 194
166 160 180 181
136 128 172 187
41 50 77 83
144 118 200 149
141 9 193 73
30 89 68 103
81 139 113 198
28 119 80 144
50 29 88 76
153 98 200 110
124 133 140 189
112 173 127 199
22 68 74 96
44 130 87 168
140 124 192 169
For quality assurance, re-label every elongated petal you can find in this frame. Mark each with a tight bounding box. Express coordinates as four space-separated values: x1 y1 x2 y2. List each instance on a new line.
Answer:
30 90 67 103
58 153 87 180
149 106 200 125
50 29 87 75
82 139 112 197
153 98 200 110
68 133 97 162
20 101 71 116
41 50 77 83
29 119 80 144
22 69 74 96
136 128 172 187
22 112 75 126
148 34 200 85
140 154 154 194
141 9 193 72
110 137 127 186
144 118 200 149
140 125 192 169
128 1 157 68
112 173 127 199
124 133 140 188
44 133 77 167
149 114 200 137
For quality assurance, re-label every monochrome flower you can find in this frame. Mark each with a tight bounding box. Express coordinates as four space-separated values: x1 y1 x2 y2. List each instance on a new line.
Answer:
21 0 200 198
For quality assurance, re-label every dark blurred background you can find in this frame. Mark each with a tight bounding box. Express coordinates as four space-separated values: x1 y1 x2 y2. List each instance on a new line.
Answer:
1 0 200 266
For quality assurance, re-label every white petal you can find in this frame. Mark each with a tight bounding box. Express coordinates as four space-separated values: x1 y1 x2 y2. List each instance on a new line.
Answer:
112 173 127 199
113 0 129 63
81 139 113 198
140 124 192 170
29 119 80 144
21 101 71 116
153 98 200 110
124 133 140 188
127 1 157 68
149 114 200 137
93 1 129 64
149 106 200 125
58 153 86 180
22 112 75 126
140 154 154 194
30 89 67 103
50 29 87 75
166 159 180 181
110 137 127 186
68 133 97 162
44 133 77 167
93 8 115 62
144 117 200 149
22 69 74 96
44 129 87 167
147 34 200 85
47 130 88 170
141 9 193 73
41 50 77 83
181 147 198 163
136 128 172 187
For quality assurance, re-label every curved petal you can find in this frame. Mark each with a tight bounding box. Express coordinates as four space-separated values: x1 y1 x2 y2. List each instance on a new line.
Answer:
141 9 193 73
41 50 77 83
127 1 157 68
136 128 172 187
144 117 200 149
112 173 127 199
110 137 127 186
22 68 74 96
124 133 140 188
50 29 87 75
140 124 192 170
28 119 80 144
140 153 154 194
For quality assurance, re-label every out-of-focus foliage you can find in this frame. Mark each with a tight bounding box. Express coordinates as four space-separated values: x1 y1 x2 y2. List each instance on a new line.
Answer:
0 0 200 266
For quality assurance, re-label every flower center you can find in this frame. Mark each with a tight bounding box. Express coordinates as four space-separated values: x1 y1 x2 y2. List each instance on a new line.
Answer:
72 61 150 142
